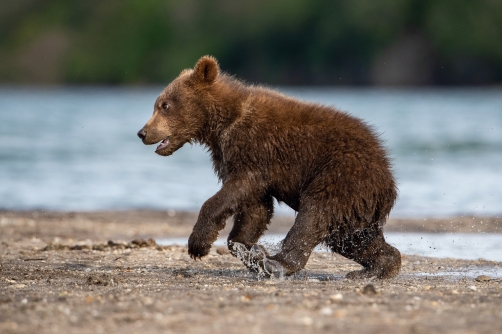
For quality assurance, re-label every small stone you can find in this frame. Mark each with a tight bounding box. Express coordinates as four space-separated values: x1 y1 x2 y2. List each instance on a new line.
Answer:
424 286 431 291
475 275 490 282
468 285 477 291
301 317 313 326
362 284 377 295
329 293 343 302
240 295 252 302
319 307 333 316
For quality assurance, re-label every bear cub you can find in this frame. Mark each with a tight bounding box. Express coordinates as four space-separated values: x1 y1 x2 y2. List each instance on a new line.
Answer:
137 56 401 279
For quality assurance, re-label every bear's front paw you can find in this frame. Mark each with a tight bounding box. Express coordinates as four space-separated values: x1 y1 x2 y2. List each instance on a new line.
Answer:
188 233 211 260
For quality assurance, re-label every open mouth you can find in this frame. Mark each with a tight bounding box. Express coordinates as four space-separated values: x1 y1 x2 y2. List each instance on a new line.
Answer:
155 137 170 152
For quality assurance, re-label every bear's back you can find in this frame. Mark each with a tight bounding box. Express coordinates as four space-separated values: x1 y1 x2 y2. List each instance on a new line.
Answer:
241 86 386 163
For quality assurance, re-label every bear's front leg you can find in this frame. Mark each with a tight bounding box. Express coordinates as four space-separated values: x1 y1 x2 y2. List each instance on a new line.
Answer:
188 178 263 259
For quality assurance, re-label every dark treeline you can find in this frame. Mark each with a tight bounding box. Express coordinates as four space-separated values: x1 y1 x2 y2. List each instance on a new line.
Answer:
1 0 501 86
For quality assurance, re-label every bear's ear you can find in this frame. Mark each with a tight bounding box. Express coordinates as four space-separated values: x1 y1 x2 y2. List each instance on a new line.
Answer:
192 56 219 84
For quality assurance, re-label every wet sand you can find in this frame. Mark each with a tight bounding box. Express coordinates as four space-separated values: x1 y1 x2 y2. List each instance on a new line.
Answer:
1 210 501 333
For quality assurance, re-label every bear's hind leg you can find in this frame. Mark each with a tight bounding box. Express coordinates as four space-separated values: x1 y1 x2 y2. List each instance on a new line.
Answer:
266 207 329 277
227 195 273 269
336 231 401 279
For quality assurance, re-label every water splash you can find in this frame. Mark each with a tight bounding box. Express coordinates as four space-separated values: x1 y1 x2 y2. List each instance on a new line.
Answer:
231 242 285 280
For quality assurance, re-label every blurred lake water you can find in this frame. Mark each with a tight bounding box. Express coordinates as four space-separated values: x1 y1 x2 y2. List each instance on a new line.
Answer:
1 87 501 217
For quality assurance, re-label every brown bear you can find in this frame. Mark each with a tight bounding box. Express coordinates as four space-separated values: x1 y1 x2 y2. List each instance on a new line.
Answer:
137 56 401 279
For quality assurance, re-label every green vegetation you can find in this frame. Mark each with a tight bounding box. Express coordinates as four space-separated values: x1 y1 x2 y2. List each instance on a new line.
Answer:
1 0 501 85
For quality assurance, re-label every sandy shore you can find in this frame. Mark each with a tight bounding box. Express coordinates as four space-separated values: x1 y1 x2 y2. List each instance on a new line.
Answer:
1 210 501 333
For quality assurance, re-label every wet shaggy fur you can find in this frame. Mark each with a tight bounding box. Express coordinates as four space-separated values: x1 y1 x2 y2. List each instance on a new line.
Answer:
138 56 401 279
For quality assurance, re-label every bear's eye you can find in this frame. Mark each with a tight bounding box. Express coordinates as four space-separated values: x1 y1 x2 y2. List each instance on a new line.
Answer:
161 102 170 111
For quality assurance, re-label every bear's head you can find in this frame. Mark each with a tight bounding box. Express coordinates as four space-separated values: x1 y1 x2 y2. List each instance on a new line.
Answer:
137 56 221 156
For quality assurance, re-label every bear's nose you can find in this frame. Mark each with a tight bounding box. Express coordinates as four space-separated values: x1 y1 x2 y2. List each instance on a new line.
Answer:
137 129 147 140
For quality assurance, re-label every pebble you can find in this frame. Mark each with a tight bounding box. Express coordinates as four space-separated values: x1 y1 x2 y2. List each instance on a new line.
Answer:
362 284 377 295
240 295 252 302
468 285 477 291
475 275 490 282
301 317 313 326
319 307 333 316
329 293 343 302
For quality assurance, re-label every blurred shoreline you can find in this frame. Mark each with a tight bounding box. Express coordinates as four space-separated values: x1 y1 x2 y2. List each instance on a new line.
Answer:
1 210 500 239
